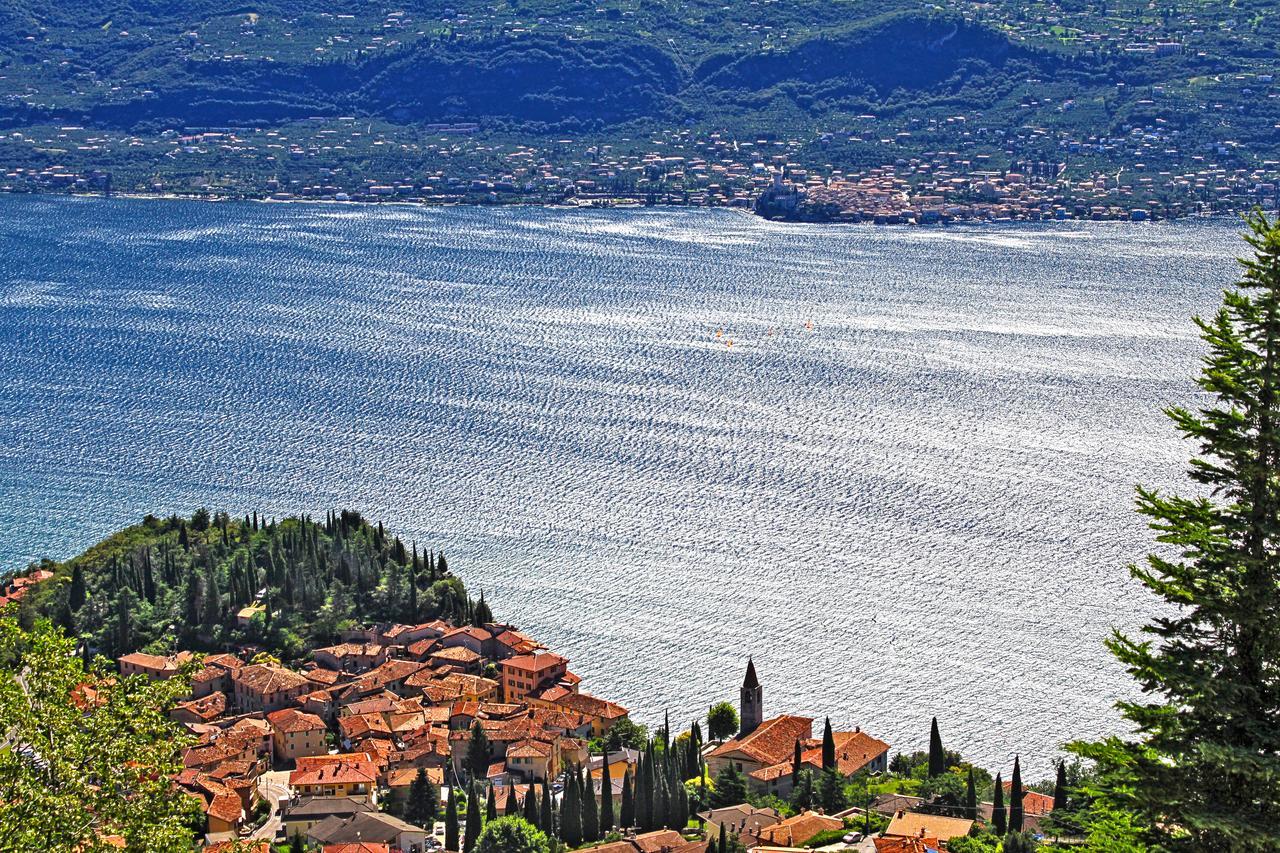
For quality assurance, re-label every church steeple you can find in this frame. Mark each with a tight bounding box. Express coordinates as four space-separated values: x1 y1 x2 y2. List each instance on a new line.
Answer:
740 657 763 737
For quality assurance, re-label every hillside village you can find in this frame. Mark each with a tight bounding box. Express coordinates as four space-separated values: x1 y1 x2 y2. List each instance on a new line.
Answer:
63 558 1062 853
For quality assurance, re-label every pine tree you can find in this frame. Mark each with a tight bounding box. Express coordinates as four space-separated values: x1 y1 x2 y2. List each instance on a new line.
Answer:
464 782 483 853
1052 762 1068 812
408 767 438 829
620 769 635 829
446 786 460 852
1070 212 1280 848
927 717 945 778
1008 756 1024 833
992 772 1007 836
821 717 836 772
600 745 615 832
965 766 978 821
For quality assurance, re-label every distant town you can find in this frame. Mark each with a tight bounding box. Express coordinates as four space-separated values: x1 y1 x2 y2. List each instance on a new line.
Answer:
2 118 1276 224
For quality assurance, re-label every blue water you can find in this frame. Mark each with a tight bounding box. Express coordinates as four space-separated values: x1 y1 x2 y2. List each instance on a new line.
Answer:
0 194 1242 778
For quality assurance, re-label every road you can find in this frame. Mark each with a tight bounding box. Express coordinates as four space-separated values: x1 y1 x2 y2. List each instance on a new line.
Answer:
252 769 292 842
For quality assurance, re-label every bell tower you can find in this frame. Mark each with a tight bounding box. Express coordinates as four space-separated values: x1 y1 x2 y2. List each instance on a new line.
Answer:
740 657 763 737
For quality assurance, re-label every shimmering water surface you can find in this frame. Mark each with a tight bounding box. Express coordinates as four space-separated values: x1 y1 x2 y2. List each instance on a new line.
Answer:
0 195 1242 777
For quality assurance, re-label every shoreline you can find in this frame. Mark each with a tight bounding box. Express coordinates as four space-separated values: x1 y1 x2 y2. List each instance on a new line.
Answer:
0 185 1247 227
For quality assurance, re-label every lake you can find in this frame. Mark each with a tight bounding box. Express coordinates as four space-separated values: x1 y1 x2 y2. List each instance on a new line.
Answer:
0 194 1243 778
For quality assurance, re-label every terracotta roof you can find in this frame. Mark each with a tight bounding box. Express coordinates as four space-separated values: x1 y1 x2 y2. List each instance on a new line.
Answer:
709 715 813 766
324 844 391 853
291 754 379 787
234 663 310 695
501 652 568 673
874 838 943 853
507 739 553 759
633 830 689 853
884 810 974 840
757 811 842 847
268 707 327 733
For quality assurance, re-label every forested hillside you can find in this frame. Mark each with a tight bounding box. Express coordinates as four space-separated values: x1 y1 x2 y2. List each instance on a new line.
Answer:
18 510 475 663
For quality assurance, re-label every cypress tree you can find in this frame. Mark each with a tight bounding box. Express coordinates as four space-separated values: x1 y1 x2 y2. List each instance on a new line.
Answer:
1052 762 1068 812
69 564 86 611
445 786 460 851
486 784 497 823
791 739 803 787
505 783 518 817
656 770 670 828
600 745 615 831
541 781 554 837
821 717 836 772
620 769 635 829
992 772 1006 836
464 782 482 853
1008 756 1024 833
561 767 582 847
964 766 977 821
636 749 652 830
524 784 540 829
1071 213 1280 849
927 717 945 778
717 822 727 853
582 766 599 842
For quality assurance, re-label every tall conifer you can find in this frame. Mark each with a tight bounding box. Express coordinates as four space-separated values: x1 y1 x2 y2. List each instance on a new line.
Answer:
1072 212 1280 849
992 772 1006 836
927 717 945 778
1008 756 1024 833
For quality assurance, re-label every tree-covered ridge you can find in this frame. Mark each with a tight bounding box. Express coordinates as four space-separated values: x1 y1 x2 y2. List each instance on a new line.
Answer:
23 509 472 663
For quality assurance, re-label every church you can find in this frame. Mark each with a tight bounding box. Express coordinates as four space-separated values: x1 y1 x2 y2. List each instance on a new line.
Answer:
706 659 890 799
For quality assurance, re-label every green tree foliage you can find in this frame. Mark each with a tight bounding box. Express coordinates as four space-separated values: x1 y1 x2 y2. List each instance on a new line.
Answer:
711 763 747 808
466 724 491 782
1008 756 1024 833
473 816 551 853
966 767 979 820
0 614 201 850
486 784 498 823
581 766 599 841
464 781 483 853
821 717 836 771
446 786 461 852
523 783 540 829
408 767 440 830
1052 763 1067 812
1002 830 1037 853
23 511 466 664
1071 212 1280 850
791 768 814 811
816 767 848 814
620 769 635 829
992 772 1007 836
560 766 582 847
928 717 946 778
600 745 615 831
707 701 738 742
